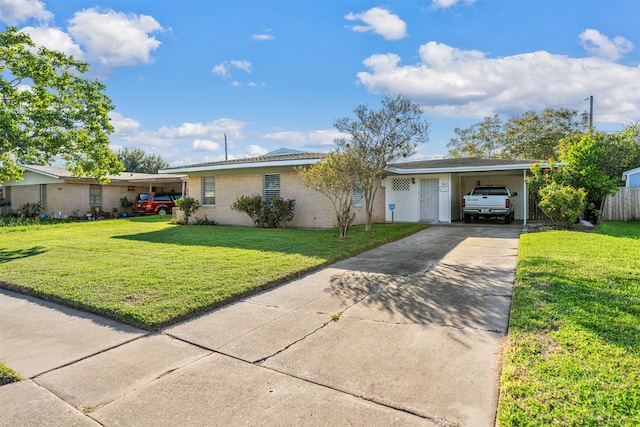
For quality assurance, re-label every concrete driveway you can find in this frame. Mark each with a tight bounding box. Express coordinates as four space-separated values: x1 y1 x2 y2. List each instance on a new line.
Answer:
0 224 521 427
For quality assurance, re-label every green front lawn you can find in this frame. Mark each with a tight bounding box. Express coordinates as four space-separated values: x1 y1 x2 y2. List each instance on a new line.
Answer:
498 221 640 425
0 217 428 330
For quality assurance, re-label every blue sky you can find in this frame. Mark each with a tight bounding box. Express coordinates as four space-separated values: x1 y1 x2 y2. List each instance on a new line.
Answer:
2 0 639 167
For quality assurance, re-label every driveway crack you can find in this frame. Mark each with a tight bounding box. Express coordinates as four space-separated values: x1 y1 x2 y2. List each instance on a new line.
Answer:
253 320 334 364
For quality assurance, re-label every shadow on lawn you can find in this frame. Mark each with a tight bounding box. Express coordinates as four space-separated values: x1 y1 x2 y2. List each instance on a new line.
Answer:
0 246 48 263
112 226 336 254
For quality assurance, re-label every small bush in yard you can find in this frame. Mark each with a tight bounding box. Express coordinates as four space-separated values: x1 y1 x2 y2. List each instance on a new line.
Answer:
17 202 43 218
231 195 296 228
538 182 587 229
174 197 201 224
194 215 217 226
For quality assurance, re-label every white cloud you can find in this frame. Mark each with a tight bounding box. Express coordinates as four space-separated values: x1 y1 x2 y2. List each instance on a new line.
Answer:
109 112 141 136
192 139 221 152
252 33 274 41
262 131 306 144
431 0 476 9
68 8 164 67
21 26 83 59
579 28 633 61
212 59 252 77
261 129 346 149
158 118 246 140
0 0 52 25
345 7 407 41
356 40 640 123
307 130 347 147
246 145 268 156
230 60 251 73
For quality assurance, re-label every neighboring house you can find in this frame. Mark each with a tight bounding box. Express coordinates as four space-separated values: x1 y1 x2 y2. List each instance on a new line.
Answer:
160 148 385 228
1 165 185 218
623 167 640 187
384 157 537 224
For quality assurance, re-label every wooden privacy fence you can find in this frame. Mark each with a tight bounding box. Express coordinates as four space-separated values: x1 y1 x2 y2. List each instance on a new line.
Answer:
602 187 640 221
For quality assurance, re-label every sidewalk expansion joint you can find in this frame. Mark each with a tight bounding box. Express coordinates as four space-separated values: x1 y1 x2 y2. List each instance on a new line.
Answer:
253 320 334 364
251 276 391 364
257 363 454 426
30 333 151 380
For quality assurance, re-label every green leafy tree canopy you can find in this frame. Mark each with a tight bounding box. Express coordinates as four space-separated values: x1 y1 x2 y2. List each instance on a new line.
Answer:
117 148 169 174
0 27 122 183
447 108 584 159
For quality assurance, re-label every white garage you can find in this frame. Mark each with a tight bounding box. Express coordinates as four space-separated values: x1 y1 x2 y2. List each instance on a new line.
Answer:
383 158 537 224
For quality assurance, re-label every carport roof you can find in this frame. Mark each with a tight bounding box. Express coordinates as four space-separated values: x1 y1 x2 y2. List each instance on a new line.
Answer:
18 165 185 183
386 157 536 175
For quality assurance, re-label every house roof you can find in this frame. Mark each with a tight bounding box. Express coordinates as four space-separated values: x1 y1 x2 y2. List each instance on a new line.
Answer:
622 166 640 177
160 149 329 174
386 157 537 175
19 165 185 183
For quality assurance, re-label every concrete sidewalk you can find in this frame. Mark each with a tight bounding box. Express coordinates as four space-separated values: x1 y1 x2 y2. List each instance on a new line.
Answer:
0 224 521 426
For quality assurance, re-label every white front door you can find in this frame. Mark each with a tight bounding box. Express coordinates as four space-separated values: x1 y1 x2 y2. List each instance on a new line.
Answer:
420 179 439 222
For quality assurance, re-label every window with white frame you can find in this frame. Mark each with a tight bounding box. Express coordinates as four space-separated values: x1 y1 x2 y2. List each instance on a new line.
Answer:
263 173 280 201
202 176 215 205
89 185 102 205
40 184 47 207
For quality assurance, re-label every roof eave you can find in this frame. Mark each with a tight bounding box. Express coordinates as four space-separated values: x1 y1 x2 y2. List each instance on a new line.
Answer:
160 158 322 174
386 164 535 174
21 165 65 179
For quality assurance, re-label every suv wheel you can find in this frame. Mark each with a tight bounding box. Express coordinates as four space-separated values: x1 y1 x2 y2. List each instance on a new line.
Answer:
157 208 168 216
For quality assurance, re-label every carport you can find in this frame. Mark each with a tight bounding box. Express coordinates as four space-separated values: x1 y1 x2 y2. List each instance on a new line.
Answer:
383 158 537 224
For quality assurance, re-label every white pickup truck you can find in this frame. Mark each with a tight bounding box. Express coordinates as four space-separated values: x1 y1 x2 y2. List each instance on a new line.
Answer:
462 185 517 224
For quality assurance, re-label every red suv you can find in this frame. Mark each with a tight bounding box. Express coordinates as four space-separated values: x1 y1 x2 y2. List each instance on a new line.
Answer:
133 192 182 216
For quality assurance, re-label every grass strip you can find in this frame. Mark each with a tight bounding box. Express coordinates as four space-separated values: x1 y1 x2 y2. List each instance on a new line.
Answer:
0 216 428 330
0 361 22 386
498 221 640 425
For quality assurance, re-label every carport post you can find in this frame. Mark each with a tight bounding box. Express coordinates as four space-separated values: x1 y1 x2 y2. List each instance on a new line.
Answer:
523 169 528 226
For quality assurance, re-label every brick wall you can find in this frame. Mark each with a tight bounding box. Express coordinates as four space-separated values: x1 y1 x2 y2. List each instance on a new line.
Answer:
181 172 386 228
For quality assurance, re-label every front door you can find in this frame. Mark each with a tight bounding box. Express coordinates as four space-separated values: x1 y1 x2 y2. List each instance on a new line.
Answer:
420 179 439 222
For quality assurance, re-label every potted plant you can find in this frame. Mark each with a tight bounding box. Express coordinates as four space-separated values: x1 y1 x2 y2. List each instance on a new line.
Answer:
112 207 120 218
120 196 133 217
71 210 80 221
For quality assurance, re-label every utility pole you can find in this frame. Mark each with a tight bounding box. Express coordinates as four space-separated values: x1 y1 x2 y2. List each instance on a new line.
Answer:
224 133 228 161
586 95 593 132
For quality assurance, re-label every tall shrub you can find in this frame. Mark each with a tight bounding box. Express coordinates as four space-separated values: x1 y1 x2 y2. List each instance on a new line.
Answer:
538 182 587 229
174 197 201 224
231 195 296 228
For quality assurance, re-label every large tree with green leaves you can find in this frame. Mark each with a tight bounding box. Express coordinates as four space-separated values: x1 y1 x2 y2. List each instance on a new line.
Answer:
0 27 122 183
447 108 584 159
503 108 584 159
558 126 640 221
334 95 429 232
448 114 504 158
117 148 168 174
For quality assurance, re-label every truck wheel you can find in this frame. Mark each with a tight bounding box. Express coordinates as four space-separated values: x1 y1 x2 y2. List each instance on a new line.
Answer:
158 208 168 216
505 213 512 224
464 214 471 223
